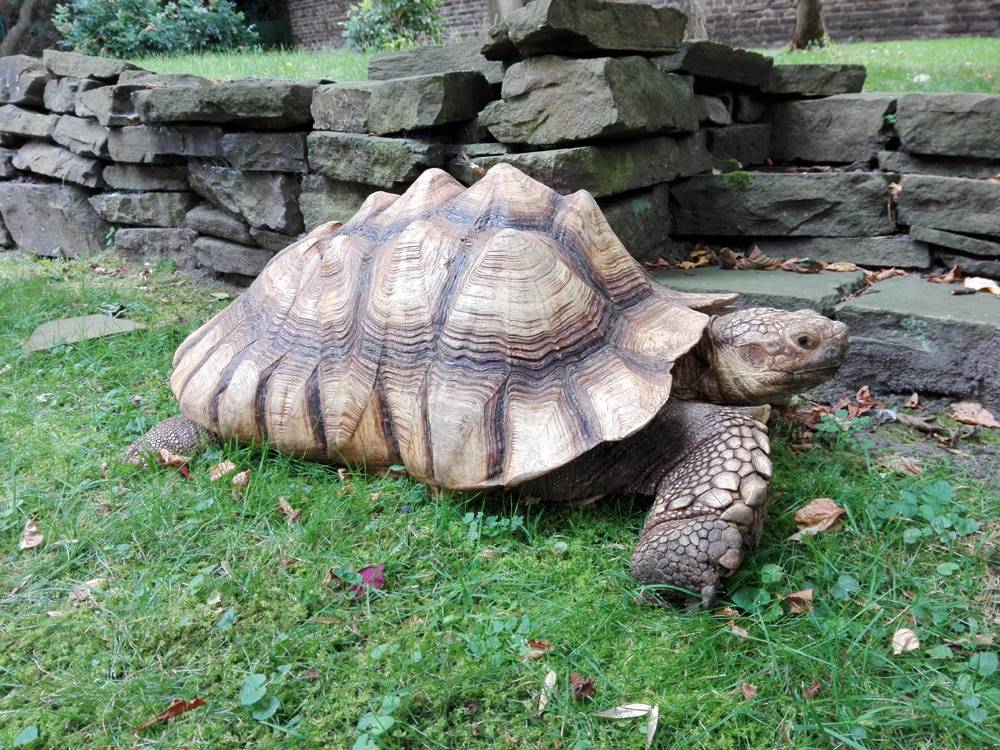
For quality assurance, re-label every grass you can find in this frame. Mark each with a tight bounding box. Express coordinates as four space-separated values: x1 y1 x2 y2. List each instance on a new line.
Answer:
130 47 370 82
1 251 997 749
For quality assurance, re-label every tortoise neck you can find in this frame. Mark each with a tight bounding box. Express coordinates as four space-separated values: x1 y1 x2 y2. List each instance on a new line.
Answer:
671 333 724 402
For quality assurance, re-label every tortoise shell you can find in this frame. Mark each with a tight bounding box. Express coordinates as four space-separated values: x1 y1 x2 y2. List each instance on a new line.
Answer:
170 165 712 489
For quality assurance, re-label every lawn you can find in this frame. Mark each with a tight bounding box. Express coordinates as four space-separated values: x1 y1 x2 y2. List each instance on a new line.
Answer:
130 47 369 82
1 252 997 749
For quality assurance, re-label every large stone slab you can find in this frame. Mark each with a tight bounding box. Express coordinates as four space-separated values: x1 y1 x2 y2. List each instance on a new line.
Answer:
0 183 108 256
114 227 197 268
755 236 931 268
0 55 50 107
896 175 1000 236
0 213 11 247
313 71 493 135
187 161 303 233
107 125 223 163
103 164 189 191
896 93 1000 159
599 182 672 263
654 42 773 88
481 56 695 146
75 85 144 126
833 277 1000 409
42 50 138 81
0 104 58 139
299 175 379 230
89 191 197 227
118 70 211 87
134 80 317 128
307 132 445 189
185 202 253 244
762 64 866 96
450 133 711 198
52 115 110 158
766 94 896 163
24 314 144 352
485 0 686 59
653 267 865 315
194 236 274 277
877 150 999 179
909 225 1000 259
220 132 307 172
43 76 100 114
705 123 770 168
249 226 300 252
12 142 103 187
368 40 504 86
694 94 731 126
671 172 895 237
936 252 1000 279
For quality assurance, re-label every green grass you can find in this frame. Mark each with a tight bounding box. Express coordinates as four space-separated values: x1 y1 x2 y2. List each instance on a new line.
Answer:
1 252 998 749
762 37 1000 93
130 47 370 82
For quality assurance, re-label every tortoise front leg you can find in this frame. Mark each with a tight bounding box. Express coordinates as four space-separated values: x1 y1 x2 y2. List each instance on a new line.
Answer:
122 415 216 466
629 403 771 608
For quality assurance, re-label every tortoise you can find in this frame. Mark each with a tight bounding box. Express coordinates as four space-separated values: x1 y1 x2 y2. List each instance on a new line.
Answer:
125 164 848 606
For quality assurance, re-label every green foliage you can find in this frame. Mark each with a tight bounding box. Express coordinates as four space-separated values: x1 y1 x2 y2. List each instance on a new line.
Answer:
342 0 443 52
720 170 755 192
53 0 259 59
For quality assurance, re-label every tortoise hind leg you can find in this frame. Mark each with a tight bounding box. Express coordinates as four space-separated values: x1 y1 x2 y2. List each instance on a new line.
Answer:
629 402 771 608
123 415 216 466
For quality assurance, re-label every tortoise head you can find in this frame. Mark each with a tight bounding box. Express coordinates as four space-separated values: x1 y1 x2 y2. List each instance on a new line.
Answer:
693 307 848 405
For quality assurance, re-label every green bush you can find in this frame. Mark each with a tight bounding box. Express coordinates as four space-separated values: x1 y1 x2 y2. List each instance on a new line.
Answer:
53 0 259 58
342 0 444 52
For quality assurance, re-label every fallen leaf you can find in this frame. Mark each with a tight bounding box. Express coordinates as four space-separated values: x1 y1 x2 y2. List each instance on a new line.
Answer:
949 401 1000 429
276 496 302 524
741 683 758 700
595 703 655 719
964 276 1000 296
337 467 351 481
928 265 963 284
135 697 206 734
157 448 190 467
804 682 822 698
0 362 11 375
178 465 191 480
570 672 595 701
780 257 824 274
729 623 749 639
905 392 921 409
864 267 906 285
896 412 946 434
131 394 143 406
350 564 386 599
525 639 553 660
538 670 556 714
787 498 846 542
892 628 920 655
208 460 237 481
646 704 659 749
876 454 924 476
782 588 815 614
848 385 882 418
745 246 781 270
713 606 740 619
19 519 43 550
231 470 250 498
825 261 859 272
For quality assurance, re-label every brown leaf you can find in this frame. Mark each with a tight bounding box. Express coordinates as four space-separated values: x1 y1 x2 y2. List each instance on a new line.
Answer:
740 683 758 700
905 392 921 409
864 267 906 285
231 470 250 498
892 627 920 655
825 261 859 272
713 606 740 619
949 401 1000 429
782 588 814 614
19 518 44 550
965 277 1000 296
276 496 302 524
787 498 846 542
570 672 596 701
135 697 206 734
157 448 190 467
208 460 237 481
538 670 556 714
718 247 742 269
780 257 824 274
745 246 781 270
337 467 351 482
729 623 749 639
928 265 963 284
876 454 924 476
524 639 553 660
896 412 946 434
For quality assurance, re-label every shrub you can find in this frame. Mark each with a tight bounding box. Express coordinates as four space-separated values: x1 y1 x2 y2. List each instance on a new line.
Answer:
342 0 444 52
53 0 259 58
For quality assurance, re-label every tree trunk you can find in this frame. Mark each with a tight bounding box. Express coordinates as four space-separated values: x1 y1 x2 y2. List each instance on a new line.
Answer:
0 0 41 56
791 0 826 49
681 0 707 41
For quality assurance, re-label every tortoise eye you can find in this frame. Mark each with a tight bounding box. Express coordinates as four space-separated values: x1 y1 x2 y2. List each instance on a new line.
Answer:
795 334 817 350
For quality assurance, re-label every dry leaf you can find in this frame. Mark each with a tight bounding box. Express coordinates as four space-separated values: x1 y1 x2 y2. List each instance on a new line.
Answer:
157 448 190 467
740 683 758 700
131 394 143 406
905 392 921 409
876 454 924 476
19 519 43 550
745 246 781 270
208 460 237 481
276 496 302 524
713 606 740 619
964 277 1000 296
783 588 814 614
928 265 963 284
595 703 655 719
231 470 250 498
525 639 553 660
949 401 1000 429
570 672 595 701
787 498 846 542
538 670 556 714
896 412 946 434
780 257 824 274
729 623 749 639
892 628 920 654
135 697 206 734
646 704 659 749
825 261 859 272
337 467 351 481
864 267 906 285
805 682 822 698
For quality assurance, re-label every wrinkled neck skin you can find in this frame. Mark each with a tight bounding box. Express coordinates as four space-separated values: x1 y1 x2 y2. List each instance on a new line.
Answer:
670 329 773 406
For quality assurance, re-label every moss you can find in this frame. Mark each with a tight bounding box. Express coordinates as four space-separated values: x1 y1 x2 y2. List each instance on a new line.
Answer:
721 170 756 192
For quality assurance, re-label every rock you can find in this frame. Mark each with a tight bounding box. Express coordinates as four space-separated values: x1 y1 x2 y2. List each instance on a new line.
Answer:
313 71 493 135
134 80 318 128
766 93 896 163
936 252 1000 279
755 236 931 268
107 125 223 163
12 142 103 187
194 235 274 277
75 85 144 126
307 132 445 189
114 227 198 268
482 56 696 146
694 94 731 125
487 0 687 58
0 213 11 247
877 150 998 179
896 93 1000 159
0 104 58 139
369 40 504 86
653 267 865 316
187 161 303 233
249 226 299 252
43 76 101 114
833 276 1000 409
118 70 211 87
0 182 108 256
299 174 379 230
909 225 1000 259
733 92 766 123
654 42 773 88
896 175 1000 237
42 50 139 81
220 132 307 172
451 133 711 198
0 146 16 178
103 164 189 191
89 191 197 227
670 172 895 237
52 115 109 158
24 314 144 352
185 203 253 244
598 182 672 263
0 55 50 107
762 64 866 96
705 123 770 168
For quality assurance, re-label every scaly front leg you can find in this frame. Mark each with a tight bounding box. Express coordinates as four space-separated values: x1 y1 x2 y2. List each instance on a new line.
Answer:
122 415 216 466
